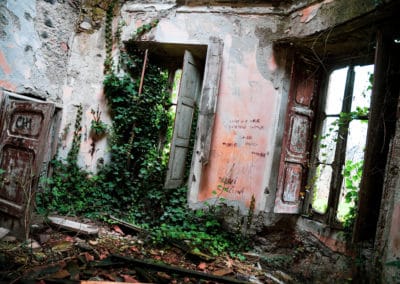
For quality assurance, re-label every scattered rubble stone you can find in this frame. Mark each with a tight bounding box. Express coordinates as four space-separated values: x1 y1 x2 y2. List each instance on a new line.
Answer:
79 21 92 31
0 214 355 283
25 238 41 250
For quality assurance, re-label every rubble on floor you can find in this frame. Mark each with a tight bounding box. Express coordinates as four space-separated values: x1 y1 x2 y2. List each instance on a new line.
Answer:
0 215 354 283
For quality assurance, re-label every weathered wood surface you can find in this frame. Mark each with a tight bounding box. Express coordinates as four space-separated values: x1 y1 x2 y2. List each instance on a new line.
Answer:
93 254 253 284
48 217 99 235
165 50 202 189
188 37 223 204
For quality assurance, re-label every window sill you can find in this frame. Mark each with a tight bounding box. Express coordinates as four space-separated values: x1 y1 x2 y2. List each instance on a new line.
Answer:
297 216 354 255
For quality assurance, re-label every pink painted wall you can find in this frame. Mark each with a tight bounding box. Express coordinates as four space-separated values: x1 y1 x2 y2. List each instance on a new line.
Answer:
198 51 277 208
120 5 283 212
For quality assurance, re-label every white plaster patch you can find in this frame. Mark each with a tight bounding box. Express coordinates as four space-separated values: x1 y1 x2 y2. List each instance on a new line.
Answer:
155 20 190 42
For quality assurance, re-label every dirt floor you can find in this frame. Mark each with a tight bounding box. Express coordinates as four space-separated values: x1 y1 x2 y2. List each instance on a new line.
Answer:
0 215 356 283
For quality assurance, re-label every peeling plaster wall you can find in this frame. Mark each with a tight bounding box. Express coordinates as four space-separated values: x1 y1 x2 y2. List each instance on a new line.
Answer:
59 26 111 172
113 0 399 214
3 3 400 279
285 0 378 37
0 0 77 101
119 2 287 212
2 0 397 222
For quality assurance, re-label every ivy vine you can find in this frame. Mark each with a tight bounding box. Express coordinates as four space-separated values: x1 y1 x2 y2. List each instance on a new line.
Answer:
36 3 250 256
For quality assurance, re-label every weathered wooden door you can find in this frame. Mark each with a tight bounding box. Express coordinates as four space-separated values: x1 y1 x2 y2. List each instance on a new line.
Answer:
165 50 203 189
0 92 55 217
274 57 319 214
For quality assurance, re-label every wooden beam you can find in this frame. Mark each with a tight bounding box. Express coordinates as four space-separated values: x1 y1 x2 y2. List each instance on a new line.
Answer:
94 255 253 284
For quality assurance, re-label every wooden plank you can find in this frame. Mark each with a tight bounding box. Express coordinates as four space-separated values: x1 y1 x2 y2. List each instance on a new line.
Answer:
48 217 99 235
197 37 223 164
105 254 252 284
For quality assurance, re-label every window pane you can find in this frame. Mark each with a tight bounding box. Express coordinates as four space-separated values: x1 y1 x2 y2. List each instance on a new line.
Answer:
345 119 368 161
336 159 364 222
312 164 332 214
325 67 348 115
336 119 368 221
318 117 339 164
351 65 373 112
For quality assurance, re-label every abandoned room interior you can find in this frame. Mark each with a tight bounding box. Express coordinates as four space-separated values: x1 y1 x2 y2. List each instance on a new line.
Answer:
0 0 400 282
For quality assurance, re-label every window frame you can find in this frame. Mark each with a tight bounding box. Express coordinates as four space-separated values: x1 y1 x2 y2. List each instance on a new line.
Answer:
306 63 373 227
273 7 400 242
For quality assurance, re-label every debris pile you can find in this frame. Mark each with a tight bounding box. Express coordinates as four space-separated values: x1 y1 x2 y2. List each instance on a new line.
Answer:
0 215 353 283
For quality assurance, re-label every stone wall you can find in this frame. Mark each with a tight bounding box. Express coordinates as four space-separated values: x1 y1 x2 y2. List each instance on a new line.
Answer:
0 0 77 102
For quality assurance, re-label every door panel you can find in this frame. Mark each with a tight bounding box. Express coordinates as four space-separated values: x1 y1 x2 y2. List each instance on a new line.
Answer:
0 93 55 217
165 50 202 189
274 58 318 213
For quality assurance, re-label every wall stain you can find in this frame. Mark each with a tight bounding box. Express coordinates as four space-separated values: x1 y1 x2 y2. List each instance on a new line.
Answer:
0 2 19 38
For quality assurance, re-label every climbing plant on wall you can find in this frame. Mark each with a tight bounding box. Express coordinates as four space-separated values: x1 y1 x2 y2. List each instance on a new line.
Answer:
36 1 250 256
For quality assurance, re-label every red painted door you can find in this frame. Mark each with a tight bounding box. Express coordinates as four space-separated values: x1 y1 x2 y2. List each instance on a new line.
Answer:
0 92 55 217
274 57 319 213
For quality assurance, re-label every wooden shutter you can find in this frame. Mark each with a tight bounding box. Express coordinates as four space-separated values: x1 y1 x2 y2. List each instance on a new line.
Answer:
165 50 202 189
188 37 223 204
0 92 55 217
274 57 318 213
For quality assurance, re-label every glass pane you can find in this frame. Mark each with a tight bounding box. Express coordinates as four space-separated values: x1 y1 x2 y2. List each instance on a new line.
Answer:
346 120 368 161
337 118 369 222
318 117 339 164
325 67 348 115
351 65 373 112
336 159 364 222
312 164 332 214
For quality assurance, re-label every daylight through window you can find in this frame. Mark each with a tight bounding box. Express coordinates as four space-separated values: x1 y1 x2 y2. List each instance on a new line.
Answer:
311 64 374 224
